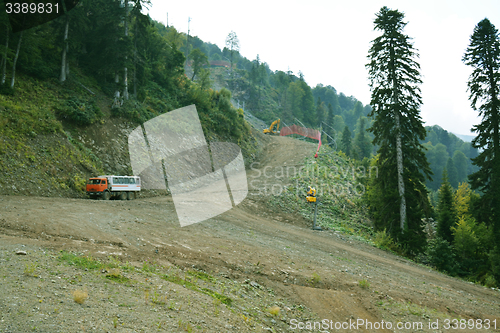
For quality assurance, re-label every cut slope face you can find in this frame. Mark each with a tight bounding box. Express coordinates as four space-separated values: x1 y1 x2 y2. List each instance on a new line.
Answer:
0 135 499 332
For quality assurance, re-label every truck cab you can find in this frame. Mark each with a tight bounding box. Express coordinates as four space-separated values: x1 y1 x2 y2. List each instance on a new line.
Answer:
86 178 109 199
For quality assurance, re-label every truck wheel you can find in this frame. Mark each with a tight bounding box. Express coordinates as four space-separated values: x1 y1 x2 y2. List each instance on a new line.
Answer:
119 192 127 200
102 191 110 200
126 192 134 200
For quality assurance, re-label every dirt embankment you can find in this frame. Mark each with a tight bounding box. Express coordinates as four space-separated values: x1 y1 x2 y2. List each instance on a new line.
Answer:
0 135 499 332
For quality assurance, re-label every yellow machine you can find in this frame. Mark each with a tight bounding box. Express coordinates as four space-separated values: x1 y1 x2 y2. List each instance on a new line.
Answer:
263 119 280 134
306 186 317 203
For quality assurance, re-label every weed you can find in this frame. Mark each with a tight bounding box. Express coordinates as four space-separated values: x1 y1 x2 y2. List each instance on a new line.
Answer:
142 260 157 273
108 256 121 268
308 272 321 286
72 289 88 304
359 279 370 289
23 262 37 277
113 316 118 328
106 268 130 283
151 290 168 305
241 314 251 324
373 229 401 253
213 298 221 316
144 288 150 305
121 261 135 272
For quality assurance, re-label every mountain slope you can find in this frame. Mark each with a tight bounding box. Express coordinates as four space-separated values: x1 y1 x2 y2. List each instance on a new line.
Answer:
0 134 498 332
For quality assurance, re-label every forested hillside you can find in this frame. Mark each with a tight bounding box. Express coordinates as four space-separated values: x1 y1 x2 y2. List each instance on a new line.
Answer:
0 0 258 197
175 23 479 190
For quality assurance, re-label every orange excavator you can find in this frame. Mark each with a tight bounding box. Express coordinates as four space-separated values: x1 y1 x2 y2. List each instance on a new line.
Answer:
263 119 280 134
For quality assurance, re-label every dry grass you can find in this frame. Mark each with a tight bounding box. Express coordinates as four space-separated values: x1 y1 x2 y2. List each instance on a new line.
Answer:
72 289 88 304
268 305 280 316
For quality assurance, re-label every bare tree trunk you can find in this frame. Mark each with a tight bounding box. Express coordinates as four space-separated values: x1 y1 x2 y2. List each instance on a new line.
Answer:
133 17 138 98
123 1 129 100
394 111 407 231
1 23 9 85
60 15 69 82
133 47 137 98
113 72 121 107
10 31 23 88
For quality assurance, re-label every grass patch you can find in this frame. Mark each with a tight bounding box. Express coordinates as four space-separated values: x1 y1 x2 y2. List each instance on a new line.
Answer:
105 268 130 283
162 271 232 306
59 251 103 270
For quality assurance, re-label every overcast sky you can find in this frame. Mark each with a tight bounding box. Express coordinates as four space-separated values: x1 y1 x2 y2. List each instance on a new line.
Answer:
147 0 500 136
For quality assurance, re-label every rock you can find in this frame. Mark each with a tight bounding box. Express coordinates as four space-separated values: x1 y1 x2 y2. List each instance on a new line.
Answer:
15 251 27 255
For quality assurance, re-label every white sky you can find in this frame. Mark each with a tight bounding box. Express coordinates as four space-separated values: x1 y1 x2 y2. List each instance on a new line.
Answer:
147 0 500 136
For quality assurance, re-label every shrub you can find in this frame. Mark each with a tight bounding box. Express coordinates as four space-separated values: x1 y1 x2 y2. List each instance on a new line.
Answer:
373 229 401 253
359 279 370 289
56 97 103 125
426 237 458 275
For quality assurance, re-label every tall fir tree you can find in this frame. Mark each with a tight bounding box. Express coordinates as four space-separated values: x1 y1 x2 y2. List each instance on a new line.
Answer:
341 126 352 157
325 103 335 145
366 7 431 254
354 117 372 159
436 169 457 244
463 18 500 241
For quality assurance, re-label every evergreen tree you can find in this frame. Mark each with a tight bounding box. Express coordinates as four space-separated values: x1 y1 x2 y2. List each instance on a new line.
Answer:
446 157 459 188
463 18 500 241
366 7 431 253
437 169 457 244
354 117 372 159
325 103 335 145
340 126 352 157
316 97 325 128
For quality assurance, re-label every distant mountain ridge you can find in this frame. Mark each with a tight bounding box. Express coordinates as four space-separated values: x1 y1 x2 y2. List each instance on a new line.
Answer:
452 133 475 143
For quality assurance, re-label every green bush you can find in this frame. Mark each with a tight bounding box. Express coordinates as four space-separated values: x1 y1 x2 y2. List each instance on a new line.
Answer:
0 84 15 96
56 97 103 125
373 229 401 253
489 246 500 284
426 237 458 275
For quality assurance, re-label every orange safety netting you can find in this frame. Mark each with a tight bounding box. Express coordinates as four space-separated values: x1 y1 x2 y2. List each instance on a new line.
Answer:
280 124 322 157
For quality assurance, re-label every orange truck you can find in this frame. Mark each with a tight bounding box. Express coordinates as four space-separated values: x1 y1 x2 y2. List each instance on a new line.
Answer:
86 175 141 200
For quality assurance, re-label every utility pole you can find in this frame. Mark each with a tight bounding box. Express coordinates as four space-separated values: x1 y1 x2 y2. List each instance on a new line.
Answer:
166 13 169 27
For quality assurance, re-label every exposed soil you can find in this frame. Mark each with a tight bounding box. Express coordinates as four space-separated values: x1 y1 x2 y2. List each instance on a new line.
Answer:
0 135 499 333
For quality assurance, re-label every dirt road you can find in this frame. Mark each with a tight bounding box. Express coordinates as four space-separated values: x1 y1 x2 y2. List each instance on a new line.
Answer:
0 135 499 332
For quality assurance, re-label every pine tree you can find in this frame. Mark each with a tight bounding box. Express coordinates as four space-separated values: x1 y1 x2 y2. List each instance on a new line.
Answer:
436 169 457 244
354 117 372 159
316 97 325 128
446 157 459 188
366 7 431 253
325 103 335 145
341 126 352 157
463 18 500 240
